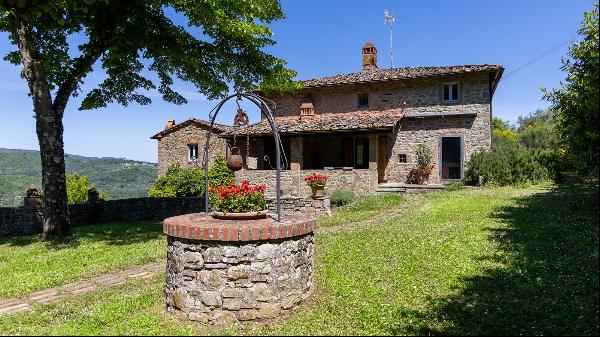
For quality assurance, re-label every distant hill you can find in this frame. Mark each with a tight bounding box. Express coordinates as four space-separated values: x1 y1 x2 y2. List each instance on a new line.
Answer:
0 148 157 207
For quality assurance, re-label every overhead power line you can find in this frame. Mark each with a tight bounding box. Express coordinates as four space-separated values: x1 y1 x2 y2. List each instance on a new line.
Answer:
500 32 579 82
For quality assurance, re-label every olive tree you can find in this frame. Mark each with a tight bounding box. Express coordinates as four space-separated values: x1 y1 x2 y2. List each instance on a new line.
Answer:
0 0 297 239
544 4 599 176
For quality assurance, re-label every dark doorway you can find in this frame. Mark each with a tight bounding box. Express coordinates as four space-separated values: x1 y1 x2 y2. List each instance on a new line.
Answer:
263 136 291 170
441 136 462 180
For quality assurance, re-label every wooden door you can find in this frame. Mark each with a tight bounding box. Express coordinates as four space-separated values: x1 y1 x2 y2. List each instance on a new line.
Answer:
377 136 388 183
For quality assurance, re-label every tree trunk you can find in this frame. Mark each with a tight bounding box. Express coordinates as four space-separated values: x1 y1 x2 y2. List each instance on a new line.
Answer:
37 106 71 240
13 13 71 239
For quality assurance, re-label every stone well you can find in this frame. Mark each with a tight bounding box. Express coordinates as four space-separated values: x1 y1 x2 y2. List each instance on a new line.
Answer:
163 213 315 325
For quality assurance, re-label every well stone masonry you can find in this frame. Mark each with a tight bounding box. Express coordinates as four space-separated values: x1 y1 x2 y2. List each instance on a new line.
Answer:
163 213 315 325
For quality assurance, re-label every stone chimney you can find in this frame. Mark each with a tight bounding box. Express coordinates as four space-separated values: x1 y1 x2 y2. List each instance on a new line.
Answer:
362 41 378 71
165 120 176 130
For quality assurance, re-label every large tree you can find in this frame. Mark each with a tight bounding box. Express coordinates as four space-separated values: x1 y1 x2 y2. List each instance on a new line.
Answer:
0 0 297 239
544 4 599 176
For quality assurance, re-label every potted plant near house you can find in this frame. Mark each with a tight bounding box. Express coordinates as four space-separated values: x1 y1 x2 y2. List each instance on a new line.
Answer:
24 187 43 208
87 187 100 203
25 187 43 207
304 172 328 198
409 144 436 185
208 180 268 220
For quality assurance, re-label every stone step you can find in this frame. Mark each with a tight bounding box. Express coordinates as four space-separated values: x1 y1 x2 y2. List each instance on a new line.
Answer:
375 185 407 194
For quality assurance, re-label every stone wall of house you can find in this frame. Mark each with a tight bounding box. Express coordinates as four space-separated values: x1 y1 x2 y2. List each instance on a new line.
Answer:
264 72 492 185
269 73 491 118
386 112 490 184
235 168 378 198
157 123 228 177
0 197 204 237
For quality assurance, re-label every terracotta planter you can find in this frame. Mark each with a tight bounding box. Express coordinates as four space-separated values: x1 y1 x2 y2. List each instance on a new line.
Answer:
418 174 430 185
88 189 100 203
211 210 269 220
24 196 43 208
310 184 325 198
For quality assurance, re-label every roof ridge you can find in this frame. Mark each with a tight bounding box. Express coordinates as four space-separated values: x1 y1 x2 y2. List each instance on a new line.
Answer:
151 118 230 139
300 64 504 89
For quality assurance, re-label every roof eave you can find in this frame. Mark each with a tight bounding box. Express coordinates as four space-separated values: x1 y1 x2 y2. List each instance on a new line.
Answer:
221 126 395 138
301 69 503 90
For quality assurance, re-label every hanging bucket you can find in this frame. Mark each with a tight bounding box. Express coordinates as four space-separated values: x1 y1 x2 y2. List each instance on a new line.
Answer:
227 147 244 171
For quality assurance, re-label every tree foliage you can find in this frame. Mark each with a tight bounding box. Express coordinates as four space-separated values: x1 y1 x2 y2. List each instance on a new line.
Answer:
0 0 298 239
516 109 559 149
0 0 300 108
544 4 599 176
65 172 105 205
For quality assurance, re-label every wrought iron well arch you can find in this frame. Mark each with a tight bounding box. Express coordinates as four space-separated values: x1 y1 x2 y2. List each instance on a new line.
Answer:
202 90 285 221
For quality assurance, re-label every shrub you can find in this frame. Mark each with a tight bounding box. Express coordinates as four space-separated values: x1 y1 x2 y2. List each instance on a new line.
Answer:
149 158 235 198
415 144 433 167
66 172 104 204
148 164 205 197
330 189 355 207
208 155 235 188
464 143 560 186
209 180 267 212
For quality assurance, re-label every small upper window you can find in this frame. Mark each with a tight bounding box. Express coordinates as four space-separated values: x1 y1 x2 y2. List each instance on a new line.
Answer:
398 154 407 163
442 83 459 103
188 143 199 161
357 94 369 108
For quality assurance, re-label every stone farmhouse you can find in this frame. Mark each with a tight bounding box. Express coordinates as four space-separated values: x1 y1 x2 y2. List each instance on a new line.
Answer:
152 42 503 197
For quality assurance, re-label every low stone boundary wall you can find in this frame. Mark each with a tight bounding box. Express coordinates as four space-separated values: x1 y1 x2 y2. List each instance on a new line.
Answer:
0 197 204 238
236 168 378 198
266 196 331 217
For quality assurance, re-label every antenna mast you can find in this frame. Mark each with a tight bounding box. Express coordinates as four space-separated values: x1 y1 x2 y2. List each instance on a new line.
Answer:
384 10 395 68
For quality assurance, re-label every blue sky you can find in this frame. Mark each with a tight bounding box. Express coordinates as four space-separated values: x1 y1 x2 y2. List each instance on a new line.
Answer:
0 0 593 162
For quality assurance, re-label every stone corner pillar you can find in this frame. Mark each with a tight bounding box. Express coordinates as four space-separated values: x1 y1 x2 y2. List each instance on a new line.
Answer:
368 134 378 170
290 137 303 171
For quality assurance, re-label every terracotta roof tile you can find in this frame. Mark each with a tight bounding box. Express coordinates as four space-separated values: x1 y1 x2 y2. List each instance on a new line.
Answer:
222 110 404 136
301 64 503 88
151 118 228 139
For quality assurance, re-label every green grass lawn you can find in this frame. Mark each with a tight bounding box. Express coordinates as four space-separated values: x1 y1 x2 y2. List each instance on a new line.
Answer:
0 184 597 335
0 221 166 298
317 193 406 228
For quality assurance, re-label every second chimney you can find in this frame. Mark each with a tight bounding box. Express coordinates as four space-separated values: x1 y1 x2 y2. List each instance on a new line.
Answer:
362 41 378 71
165 120 176 130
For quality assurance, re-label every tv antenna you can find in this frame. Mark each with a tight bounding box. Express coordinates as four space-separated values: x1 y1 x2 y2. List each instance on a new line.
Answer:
384 10 395 68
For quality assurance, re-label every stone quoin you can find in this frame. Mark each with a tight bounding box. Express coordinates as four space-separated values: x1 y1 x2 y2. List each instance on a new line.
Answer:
163 213 316 325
